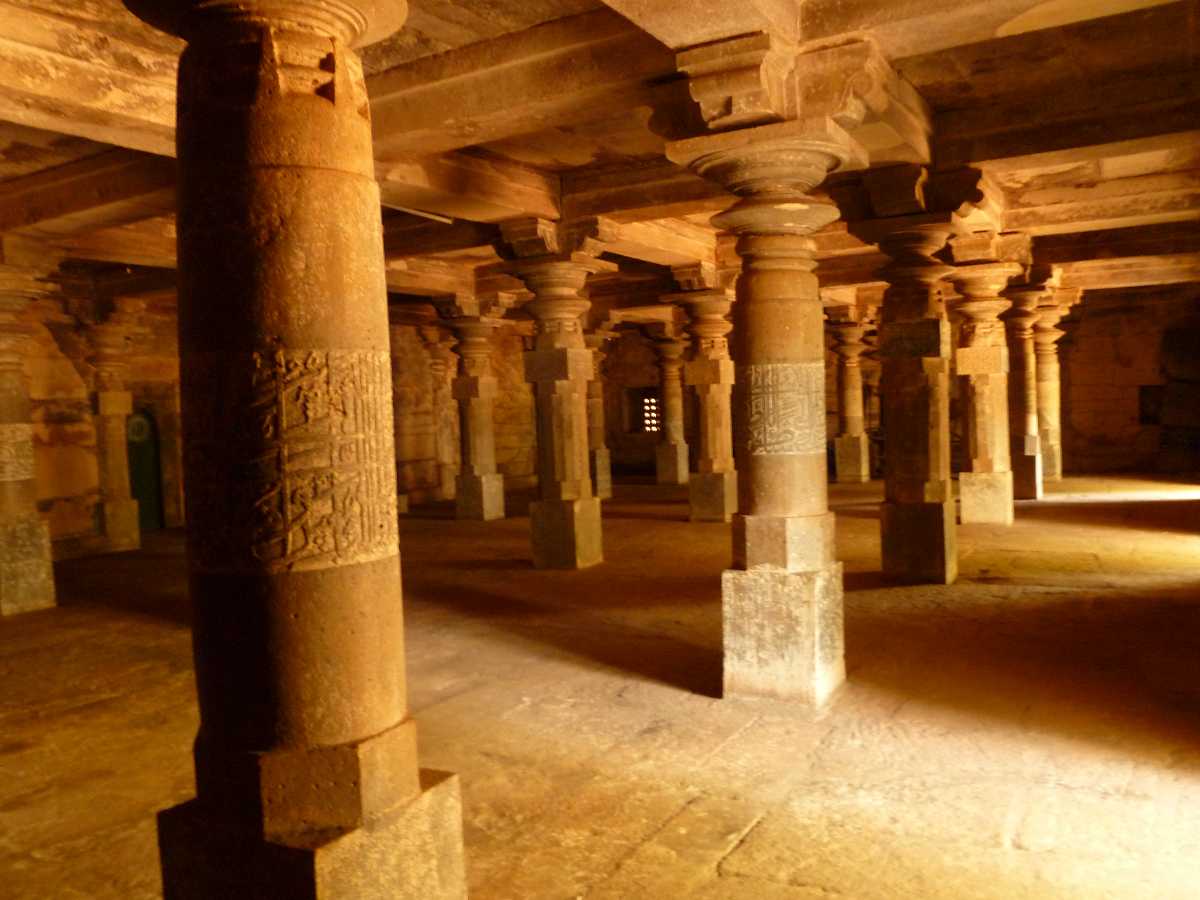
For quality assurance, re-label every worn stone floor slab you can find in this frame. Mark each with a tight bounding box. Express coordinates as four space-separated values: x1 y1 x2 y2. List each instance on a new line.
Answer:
1 476 1199 898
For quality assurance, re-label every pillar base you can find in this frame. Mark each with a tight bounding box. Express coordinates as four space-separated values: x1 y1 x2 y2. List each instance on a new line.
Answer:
456 473 505 521
158 770 466 900
0 514 55 616
1042 443 1063 482
590 447 612 500
437 464 457 502
959 471 1014 525
881 500 957 584
655 442 689 485
721 564 845 706
689 470 737 522
530 496 603 569
1012 450 1044 500
833 434 871 483
100 498 140 552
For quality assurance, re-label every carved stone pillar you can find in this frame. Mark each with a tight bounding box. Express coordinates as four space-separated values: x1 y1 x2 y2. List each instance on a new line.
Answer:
89 298 145 553
1004 285 1045 500
583 330 614 501
672 289 736 522
450 317 504 520
830 322 871 484
653 338 689 485
1035 300 1069 482
877 227 957 584
122 1 465 895
0 270 55 616
501 221 612 569
948 262 1022 524
669 118 861 705
420 326 459 502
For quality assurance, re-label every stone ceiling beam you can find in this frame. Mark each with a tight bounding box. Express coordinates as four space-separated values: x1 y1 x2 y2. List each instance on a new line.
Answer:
1033 221 1200 265
1058 254 1200 291
1003 169 1200 236
599 0 801 48
47 215 175 269
378 152 560 222
597 218 717 267
562 161 729 223
383 218 502 260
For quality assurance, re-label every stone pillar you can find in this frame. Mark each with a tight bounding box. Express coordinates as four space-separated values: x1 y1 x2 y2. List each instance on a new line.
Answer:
948 263 1022 524
877 227 957 584
450 317 505 520
506 252 607 569
1035 301 1068 482
420 326 459 502
89 298 144 553
1004 286 1045 500
668 120 858 705
583 330 614 501
675 290 736 522
0 270 55 616
653 338 689 485
123 1 466 895
830 322 871 483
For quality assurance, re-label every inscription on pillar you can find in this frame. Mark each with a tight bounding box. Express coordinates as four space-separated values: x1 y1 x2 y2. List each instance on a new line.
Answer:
0 424 35 483
741 363 825 456
185 350 398 574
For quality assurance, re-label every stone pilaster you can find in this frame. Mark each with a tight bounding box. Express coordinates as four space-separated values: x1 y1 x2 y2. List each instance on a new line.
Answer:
449 317 505 520
1003 283 1046 500
877 227 958 584
670 289 736 522
1034 295 1072 482
653 338 689 485
948 262 1022 524
669 117 863 705
420 326 460 503
500 219 614 569
0 269 55 616
122 1 465 895
830 321 871 484
88 298 145 553
583 330 614 501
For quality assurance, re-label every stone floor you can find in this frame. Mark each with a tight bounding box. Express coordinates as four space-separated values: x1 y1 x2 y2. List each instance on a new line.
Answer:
2 475 1200 899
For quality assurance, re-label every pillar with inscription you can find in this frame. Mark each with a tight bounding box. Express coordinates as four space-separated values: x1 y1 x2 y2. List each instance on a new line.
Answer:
1035 295 1072 482
669 118 861 704
949 262 1022 524
89 299 144 552
654 338 689 486
584 330 614 500
420 326 459 502
451 317 505 520
122 0 465 895
830 321 871 484
876 226 957 583
671 288 736 521
0 270 55 616
1004 282 1045 500
500 219 612 569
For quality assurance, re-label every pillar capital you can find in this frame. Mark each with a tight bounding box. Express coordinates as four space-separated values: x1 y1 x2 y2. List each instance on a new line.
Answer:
124 0 406 46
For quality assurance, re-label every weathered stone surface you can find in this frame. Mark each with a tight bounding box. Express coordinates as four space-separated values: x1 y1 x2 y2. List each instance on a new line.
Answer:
530 496 603 570
881 499 957 585
457 472 505 522
688 470 737 523
958 471 1015 526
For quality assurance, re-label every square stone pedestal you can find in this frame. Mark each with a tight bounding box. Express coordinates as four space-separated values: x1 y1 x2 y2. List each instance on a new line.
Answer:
101 498 140 552
1012 444 1044 500
881 500 957 584
959 471 1014 525
530 496 603 569
834 434 871 483
590 447 612 500
655 442 688 485
689 470 737 522
1043 443 1063 482
456 472 505 521
721 564 845 706
158 770 465 900
0 515 55 616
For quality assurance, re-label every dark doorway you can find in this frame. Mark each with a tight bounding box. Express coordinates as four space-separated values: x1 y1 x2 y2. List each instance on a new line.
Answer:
127 410 165 532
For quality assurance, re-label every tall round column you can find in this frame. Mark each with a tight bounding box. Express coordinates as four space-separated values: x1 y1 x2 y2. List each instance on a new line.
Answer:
949 263 1021 524
1004 287 1045 500
669 123 856 705
1035 303 1067 482
122 1 465 895
451 317 505 520
877 227 957 584
830 322 871 483
0 271 55 616
654 339 689 485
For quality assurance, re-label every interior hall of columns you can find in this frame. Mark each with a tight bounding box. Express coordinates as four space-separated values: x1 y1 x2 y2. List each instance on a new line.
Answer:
1 1 1198 897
